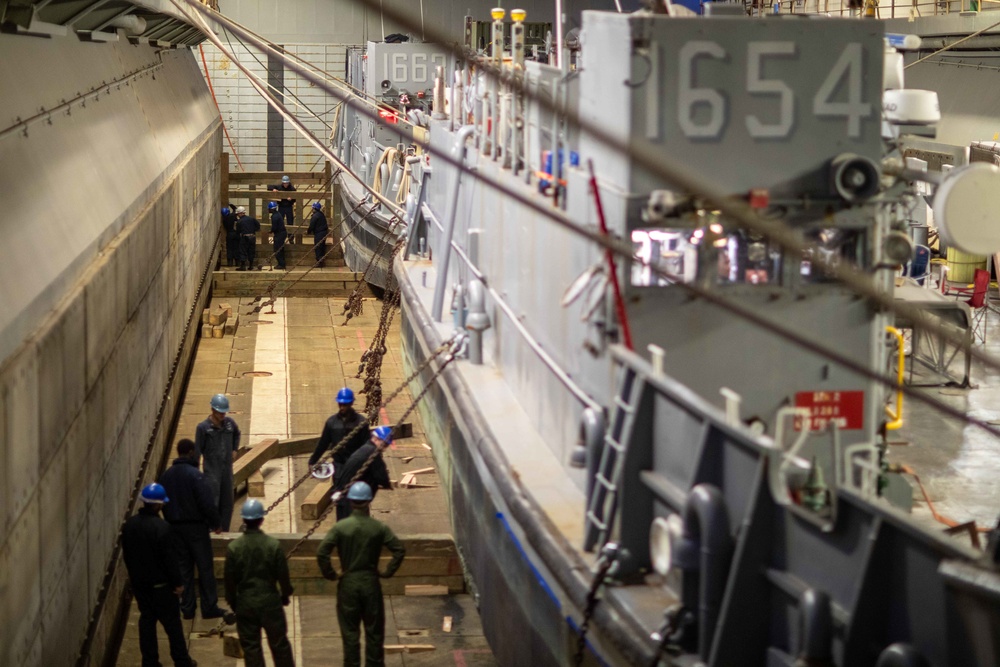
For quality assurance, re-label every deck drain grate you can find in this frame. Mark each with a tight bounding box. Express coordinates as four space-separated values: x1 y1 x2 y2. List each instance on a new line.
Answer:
248 320 274 325
243 371 273 378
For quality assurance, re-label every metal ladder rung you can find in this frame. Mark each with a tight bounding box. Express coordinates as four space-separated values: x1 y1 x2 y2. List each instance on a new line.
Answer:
602 435 625 451
584 365 643 551
613 395 635 413
593 475 616 492
584 511 609 531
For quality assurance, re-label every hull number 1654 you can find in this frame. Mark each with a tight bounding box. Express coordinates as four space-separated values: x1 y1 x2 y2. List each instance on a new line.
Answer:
677 42 872 140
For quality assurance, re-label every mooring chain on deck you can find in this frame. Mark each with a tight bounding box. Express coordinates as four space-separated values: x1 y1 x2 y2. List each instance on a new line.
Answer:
250 202 381 314
257 335 459 520
283 343 458 560
251 239 351 315
357 288 398 415
256 196 369 278
341 214 404 325
357 243 406 416
261 417 372 517
573 544 622 667
249 199 377 313
347 349 457 493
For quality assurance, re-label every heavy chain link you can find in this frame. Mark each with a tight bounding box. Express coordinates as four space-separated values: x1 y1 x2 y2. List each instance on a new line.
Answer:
573 544 621 667
342 210 404 325
261 416 371 516
358 242 405 417
284 343 457 559
251 199 377 314
260 334 458 517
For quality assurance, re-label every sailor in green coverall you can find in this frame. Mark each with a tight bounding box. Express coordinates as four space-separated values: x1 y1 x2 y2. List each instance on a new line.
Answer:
224 499 295 667
317 481 406 667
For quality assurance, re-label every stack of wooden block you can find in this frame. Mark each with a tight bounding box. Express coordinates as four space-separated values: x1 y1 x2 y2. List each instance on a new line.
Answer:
201 303 238 338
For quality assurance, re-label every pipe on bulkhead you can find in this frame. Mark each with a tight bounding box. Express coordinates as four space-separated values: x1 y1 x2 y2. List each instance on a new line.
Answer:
511 10 526 176
875 644 930 667
390 164 403 201
797 589 833 666
110 15 147 35
491 8 504 162
555 0 564 69
451 69 463 133
431 125 477 321
451 283 466 329
465 279 491 365
677 484 733 661
403 158 431 260
433 66 447 120
575 406 604 471
379 163 390 195
361 151 372 185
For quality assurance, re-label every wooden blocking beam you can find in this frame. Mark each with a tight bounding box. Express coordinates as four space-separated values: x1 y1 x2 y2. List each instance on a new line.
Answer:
232 438 279 487
212 532 456 558
386 422 413 439
385 645 435 654
223 632 243 658
274 435 320 459
405 584 449 596
232 435 321 488
301 478 335 520
228 171 328 185
248 469 265 497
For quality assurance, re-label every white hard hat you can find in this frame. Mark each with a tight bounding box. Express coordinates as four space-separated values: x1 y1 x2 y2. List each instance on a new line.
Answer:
235 206 246 215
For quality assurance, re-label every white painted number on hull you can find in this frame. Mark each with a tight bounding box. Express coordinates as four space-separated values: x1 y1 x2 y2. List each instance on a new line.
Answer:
384 53 447 85
812 43 870 139
677 42 871 141
746 42 796 139
678 41 727 139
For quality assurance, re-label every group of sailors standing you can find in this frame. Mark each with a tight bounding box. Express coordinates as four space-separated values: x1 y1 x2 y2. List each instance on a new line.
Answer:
120 388 405 667
221 175 331 271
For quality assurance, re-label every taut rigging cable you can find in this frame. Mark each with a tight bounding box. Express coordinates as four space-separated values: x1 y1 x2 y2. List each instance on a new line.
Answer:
173 0 1000 443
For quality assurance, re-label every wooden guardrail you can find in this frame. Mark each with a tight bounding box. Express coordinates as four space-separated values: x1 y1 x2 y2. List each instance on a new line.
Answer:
209 533 465 595
748 0 996 17
221 154 334 223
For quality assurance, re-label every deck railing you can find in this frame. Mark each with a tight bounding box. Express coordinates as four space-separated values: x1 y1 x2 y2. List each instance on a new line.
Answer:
747 0 1000 19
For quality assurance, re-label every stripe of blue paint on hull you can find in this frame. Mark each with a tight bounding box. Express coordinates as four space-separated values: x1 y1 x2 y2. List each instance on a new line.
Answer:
496 511 561 608
565 616 613 667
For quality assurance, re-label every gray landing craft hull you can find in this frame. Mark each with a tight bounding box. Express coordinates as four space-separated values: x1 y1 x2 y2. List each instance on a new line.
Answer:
397 264 657 666
399 255 1000 665
339 175 400 291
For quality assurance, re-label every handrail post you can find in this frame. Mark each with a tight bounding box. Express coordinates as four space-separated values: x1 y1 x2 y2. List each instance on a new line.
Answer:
432 125 477 321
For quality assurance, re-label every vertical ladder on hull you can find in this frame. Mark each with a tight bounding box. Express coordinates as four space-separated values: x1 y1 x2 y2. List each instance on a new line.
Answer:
584 363 643 552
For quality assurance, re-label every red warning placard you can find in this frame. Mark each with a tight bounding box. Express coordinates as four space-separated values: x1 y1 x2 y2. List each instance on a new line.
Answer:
794 391 864 431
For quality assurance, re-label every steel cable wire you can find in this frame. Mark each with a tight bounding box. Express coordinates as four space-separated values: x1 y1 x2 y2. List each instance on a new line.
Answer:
174 1 1000 443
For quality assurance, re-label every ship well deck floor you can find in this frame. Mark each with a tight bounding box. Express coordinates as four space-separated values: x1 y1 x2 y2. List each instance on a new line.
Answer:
116 295 496 666
898 304 1000 542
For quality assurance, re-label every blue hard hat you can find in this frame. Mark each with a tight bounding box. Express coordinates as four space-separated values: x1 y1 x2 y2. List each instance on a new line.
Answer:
268 201 278 211
336 388 355 404
373 425 393 444
241 499 266 520
312 201 322 210
140 483 169 504
347 481 373 502
210 394 230 413
282 175 291 183
222 206 231 216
